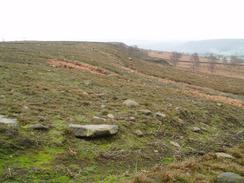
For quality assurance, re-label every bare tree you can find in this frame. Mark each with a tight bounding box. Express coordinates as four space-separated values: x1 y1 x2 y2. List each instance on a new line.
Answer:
170 52 182 67
190 53 200 72
208 54 217 73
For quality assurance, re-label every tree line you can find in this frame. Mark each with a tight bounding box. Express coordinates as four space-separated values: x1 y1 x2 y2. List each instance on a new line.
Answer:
170 52 243 73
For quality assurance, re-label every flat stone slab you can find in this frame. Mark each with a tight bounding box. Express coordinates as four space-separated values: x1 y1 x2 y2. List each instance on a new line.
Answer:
0 115 18 126
69 124 119 138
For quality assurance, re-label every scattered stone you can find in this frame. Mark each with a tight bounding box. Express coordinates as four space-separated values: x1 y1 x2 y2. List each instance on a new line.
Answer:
93 116 106 122
215 152 235 159
107 114 115 119
27 124 49 131
23 106 29 110
82 91 89 95
69 124 119 138
215 172 244 183
177 118 185 125
154 150 158 153
155 112 166 119
170 141 181 148
139 109 152 115
128 117 136 122
128 57 133 61
192 127 201 132
134 129 143 137
123 99 139 107
101 104 106 108
217 103 222 107
0 115 18 126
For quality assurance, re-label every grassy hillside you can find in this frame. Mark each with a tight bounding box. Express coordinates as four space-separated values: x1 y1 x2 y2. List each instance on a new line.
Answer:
0 42 243 182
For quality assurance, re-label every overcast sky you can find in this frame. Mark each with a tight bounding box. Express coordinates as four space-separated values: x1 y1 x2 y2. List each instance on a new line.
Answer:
0 0 244 43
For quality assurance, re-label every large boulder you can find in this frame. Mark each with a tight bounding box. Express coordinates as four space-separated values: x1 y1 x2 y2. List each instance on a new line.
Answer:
0 115 18 126
0 115 18 135
69 124 119 138
123 99 139 107
215 172 244 183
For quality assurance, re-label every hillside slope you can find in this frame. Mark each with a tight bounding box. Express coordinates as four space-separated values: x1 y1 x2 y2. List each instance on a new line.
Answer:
0 42 243 183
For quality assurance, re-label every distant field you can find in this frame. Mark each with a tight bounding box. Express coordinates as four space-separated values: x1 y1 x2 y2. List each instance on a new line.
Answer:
148 51 244 80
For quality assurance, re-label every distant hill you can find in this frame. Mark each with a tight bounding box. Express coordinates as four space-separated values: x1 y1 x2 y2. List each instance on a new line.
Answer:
139 39 244 58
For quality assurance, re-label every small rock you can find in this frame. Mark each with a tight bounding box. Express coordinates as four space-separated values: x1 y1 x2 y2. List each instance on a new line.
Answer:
217 103 222 107
107 114 115 119
215 152 235 159
69 124 119 138
128 117 136 122
23 106 29 110
128 57 133 61
155 112 166 119
134 130 143 137
123 99 139 107
101 104 106 108
177 118 185 124
139 109 152 115
154 150 158 153
82 91 89 95
93 116 106 122
192 127 201 132
170 141 181 148
27 124 49 131
215 172 244 183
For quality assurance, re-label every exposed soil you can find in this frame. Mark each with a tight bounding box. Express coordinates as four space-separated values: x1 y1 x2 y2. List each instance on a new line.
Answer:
48 59 109 76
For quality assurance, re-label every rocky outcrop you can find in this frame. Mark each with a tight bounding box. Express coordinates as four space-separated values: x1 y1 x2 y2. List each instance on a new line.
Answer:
215 172 244 183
